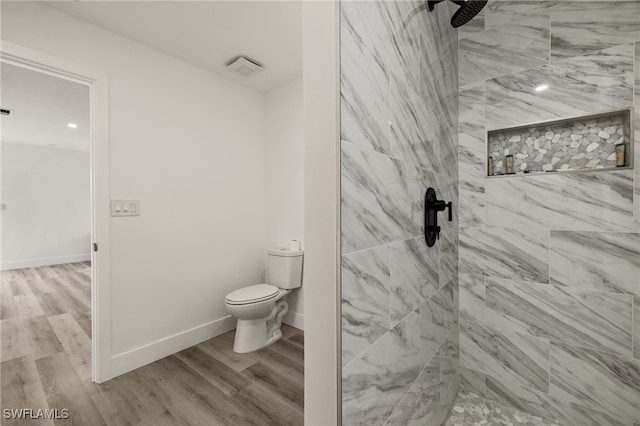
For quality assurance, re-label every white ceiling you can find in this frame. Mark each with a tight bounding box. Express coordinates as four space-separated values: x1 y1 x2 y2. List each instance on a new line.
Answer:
46 1 303 93
1 62 90 152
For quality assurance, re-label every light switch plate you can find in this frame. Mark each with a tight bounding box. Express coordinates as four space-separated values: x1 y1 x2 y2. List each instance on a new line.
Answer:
111 200 140 217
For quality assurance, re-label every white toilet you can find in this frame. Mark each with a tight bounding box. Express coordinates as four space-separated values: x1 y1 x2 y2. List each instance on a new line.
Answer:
225 248 303 353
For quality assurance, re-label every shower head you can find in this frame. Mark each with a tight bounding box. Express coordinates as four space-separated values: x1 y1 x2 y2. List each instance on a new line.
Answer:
428 0 488 28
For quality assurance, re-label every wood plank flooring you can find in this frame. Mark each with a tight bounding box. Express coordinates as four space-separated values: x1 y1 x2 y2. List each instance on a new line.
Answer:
1 263 304 425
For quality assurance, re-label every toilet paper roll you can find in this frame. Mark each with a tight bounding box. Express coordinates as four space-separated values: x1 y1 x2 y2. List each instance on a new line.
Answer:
289 240 301 251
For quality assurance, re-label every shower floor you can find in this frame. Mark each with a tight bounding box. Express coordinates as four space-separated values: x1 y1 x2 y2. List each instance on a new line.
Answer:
445 392 560 426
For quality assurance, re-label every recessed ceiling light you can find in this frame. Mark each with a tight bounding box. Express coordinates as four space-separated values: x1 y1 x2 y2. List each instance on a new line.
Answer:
67 123 78 129
534 84 549 92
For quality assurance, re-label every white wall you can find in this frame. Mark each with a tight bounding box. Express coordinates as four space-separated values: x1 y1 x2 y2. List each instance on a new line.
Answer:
264 78 304 329
1 2 267 376
1 142 90 269
303 1 340 424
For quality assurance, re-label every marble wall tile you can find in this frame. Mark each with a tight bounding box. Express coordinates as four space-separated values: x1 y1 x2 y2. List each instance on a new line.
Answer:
634 297 640 359
485 1 557 29
458 11 550 86
485 277 633 356
550 231 640 296
460 320 550 392
341 141 427 254
550 1 640 61
485 374 628 426
635 43 640 232
390 237 439 326
342 310 421 425
420 281 456 369
434 373 459 425
419 16 458 132
457 9 484 40
486 43 634 130
460 366 485 396
458 82 486 183
550 342 640 423
384 352 440 426
485 170 634 231
342 246 390 367
439 324 459 398
459 226 549 283
341 18 390 155
458 81 485 136
459 179 485 227
389 75 440 171
459 273 484 323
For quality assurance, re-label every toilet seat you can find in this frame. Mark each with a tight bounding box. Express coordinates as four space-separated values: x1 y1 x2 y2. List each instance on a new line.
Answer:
225 284 279 305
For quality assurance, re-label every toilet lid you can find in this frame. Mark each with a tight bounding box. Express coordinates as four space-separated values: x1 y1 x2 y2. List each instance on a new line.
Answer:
225 284 279 305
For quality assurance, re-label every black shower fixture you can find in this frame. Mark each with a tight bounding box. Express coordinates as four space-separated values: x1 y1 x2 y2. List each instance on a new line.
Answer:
428 0 488 28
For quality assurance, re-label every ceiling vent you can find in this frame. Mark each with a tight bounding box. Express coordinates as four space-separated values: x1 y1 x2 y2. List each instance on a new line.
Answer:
226 56 264 78
1 108 14 117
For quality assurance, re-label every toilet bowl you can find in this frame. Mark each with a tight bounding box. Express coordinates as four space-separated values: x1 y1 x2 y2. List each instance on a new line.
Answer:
225 249 303 353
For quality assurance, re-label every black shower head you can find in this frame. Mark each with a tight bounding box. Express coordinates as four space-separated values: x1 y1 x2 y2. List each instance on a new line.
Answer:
428 0 488 28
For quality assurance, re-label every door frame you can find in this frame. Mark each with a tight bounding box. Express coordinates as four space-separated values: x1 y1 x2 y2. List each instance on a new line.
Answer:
1 41 112 383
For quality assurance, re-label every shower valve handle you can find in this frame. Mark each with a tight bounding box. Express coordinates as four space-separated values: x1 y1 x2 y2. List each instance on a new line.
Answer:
425 188 453 247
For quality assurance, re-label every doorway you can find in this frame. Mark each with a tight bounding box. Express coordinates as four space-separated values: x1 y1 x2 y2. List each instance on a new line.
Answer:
0 43 110 383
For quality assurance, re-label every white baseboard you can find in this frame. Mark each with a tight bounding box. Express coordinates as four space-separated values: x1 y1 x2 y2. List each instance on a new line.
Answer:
1 254 91 271
110 315 237 379
283 311 304 331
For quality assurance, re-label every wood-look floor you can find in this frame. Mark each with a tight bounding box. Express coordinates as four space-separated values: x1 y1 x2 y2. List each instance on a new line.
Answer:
1 263 304 425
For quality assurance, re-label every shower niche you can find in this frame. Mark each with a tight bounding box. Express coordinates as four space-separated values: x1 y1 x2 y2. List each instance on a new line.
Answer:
486 108 633 177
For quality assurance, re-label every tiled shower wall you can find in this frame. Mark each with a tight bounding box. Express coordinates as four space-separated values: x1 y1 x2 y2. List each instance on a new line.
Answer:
457 2 640 425
340 1 459 424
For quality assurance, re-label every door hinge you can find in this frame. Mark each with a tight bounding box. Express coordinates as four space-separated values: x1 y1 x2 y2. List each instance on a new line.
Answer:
93 243 98 252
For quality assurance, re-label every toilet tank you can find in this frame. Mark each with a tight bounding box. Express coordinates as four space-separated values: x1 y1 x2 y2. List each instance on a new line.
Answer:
266 249 303 289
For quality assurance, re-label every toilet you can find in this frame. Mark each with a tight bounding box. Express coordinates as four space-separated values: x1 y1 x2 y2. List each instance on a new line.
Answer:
225 248 303 353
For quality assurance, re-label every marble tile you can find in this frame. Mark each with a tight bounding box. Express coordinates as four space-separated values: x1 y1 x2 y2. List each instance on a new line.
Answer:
459 273 484 323
459 81 485 138
634 297 640 359
342 246 390 367
438 223 458 289
459 226 549 283
550 1 640 61
419 16 458 132
434 373 459 426
390 237 439 326
459 11 550 86
341 141 426 254
485 1 557 29
486 43 634 129
460 366 485 396
550 231 640 296
485 277 633 356
342 310 420 425
458 132 487 182
420 281 456 369
457 9 485 39
550 341 640 423
439 324 459 398
460 320 550 393
634 41 640 232
459 179 485 227
384 349 440 426
389 75 439 171
486 170 634 231
485 374 628 426
341 18 390 154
